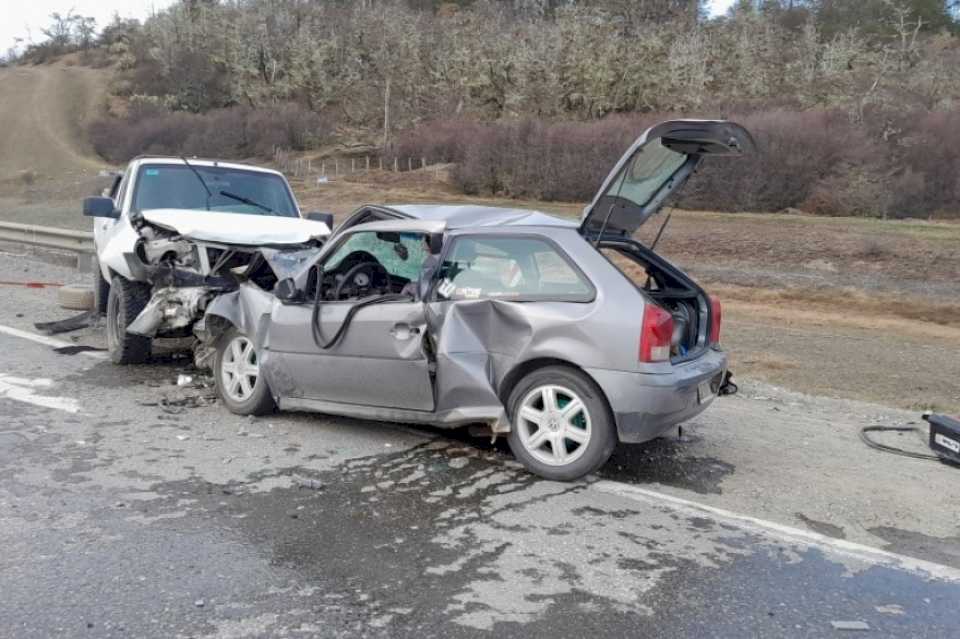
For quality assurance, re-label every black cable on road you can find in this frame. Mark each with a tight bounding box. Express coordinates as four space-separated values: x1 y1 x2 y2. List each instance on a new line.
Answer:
859 425 943 462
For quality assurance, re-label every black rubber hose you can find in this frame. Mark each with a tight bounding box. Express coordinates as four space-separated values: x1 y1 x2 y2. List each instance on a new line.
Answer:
858 425 942 462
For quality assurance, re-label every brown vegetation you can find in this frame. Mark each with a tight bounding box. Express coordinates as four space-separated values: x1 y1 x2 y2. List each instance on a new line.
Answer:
9 1 960 220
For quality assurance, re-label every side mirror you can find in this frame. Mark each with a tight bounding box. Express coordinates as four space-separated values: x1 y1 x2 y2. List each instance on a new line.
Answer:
274 277 304 304
83 196 119 219
306 211 335 230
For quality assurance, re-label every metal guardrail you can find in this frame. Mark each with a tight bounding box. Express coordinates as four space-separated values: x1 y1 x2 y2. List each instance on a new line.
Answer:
0 221 94 253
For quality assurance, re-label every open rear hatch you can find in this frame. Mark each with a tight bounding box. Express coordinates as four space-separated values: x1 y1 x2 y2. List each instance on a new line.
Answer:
579 120 755 238
583 120 754 362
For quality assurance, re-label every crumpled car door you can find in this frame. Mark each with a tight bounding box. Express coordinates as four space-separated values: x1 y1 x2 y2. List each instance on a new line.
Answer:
265 299 435 411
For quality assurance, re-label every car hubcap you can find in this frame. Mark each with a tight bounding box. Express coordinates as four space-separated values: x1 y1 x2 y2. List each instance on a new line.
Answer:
516 384 592 466
221 336 259 402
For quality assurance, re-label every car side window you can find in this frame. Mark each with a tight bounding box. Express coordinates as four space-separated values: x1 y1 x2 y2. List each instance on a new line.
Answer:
436 236 592 302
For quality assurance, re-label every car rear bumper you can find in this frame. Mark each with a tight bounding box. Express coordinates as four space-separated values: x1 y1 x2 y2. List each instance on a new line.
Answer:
586 348 728 444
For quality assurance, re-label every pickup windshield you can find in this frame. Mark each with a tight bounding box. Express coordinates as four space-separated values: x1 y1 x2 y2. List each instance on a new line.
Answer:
132 164 298 217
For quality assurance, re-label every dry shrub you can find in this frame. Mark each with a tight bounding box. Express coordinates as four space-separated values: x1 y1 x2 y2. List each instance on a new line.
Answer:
396 115 663 200
681 110 878 213
89 105 332 163
894 111 960 218
396 109 960 219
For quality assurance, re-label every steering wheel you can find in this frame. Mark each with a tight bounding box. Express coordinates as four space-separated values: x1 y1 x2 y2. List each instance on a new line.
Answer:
333 261 387 300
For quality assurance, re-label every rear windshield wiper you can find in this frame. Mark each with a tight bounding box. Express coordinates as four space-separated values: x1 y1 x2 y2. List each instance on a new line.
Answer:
219 190 273 213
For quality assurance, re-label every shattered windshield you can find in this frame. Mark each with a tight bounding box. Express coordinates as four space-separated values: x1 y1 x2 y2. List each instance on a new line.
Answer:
132 164 298 217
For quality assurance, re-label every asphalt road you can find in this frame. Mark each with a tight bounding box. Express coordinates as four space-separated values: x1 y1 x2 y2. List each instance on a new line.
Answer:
2 250 960 638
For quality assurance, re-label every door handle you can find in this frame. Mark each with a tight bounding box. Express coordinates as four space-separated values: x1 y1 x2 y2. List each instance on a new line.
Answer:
390 323 421 340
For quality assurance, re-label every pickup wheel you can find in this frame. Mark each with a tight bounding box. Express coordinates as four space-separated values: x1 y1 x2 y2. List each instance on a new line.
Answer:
106 276 152 364
92 256 110 315
214 328 275 416
507 366 616 481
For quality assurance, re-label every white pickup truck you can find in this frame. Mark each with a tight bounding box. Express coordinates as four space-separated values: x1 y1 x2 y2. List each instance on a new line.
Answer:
84 156 333 364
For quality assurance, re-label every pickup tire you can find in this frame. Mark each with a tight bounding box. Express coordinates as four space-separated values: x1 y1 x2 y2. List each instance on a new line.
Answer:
92 256 110 315
106 276 152 364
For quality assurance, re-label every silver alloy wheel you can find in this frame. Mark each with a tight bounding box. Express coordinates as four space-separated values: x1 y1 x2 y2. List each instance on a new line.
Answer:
516 384 592 467
220 335 259 402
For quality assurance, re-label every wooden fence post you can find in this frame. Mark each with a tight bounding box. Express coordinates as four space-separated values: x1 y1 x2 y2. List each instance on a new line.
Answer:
394 157 398 172
366 156 370 172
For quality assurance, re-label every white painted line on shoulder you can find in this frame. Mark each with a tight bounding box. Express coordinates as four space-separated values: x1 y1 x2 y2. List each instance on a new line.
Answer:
593 480 960 583
0 323 107 359
0 374 79 413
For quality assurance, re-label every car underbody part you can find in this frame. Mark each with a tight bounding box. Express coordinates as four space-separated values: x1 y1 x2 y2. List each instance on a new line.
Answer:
34 310 98 335
859 414 960 467
718 370 738 396
127 286 210 337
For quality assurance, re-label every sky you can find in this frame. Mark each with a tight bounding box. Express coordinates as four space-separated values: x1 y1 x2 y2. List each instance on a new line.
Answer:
709 0 737 17
2 0 738 54
1 0 177 53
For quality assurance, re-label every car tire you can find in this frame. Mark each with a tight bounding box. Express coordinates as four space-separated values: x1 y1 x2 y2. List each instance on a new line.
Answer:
106 275 152 364
507 366 616 481
214 327 275 416
92 256 110 315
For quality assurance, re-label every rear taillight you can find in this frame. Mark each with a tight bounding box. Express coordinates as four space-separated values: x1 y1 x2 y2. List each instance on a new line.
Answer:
640 303 674 363
709 297 722 344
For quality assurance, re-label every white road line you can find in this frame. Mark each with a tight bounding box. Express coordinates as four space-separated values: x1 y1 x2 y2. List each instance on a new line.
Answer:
593 480 960 583
0 323 107 359
0 375 79 413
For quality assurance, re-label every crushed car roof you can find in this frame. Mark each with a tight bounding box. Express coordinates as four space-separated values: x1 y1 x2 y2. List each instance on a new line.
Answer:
383 204 576 229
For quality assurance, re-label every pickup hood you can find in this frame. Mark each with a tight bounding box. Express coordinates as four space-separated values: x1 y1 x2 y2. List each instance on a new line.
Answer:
580 120 755 238
141 209 331 245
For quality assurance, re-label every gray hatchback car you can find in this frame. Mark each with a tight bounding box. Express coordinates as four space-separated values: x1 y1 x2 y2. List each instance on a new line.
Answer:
200 120 753 480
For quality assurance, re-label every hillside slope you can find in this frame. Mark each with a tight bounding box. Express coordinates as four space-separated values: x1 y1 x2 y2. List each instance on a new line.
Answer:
0 62 111 228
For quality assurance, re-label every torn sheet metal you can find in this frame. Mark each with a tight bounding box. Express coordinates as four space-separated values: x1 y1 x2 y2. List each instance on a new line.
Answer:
128 287 210 337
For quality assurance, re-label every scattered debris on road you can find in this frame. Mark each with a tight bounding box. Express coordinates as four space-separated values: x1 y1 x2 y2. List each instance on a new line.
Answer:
830 620 870 631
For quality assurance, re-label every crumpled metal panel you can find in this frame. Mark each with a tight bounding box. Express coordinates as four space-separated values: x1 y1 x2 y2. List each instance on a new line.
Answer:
128 286 209 337
426 298 605 432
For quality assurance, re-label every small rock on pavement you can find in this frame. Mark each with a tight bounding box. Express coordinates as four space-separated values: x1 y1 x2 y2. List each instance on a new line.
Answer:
176 375 193 387
448 457 470 469
830 620 870 631
194 599 205 608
